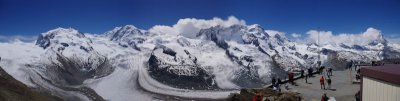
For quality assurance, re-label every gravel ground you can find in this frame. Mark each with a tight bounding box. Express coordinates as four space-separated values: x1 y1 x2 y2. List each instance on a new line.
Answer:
282 69 360 101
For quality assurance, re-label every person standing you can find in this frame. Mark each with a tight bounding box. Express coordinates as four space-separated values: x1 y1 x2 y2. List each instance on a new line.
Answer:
300 69 305 78
319 66 322 75
349 60 354 70
311 67 314 76
321 92 329 101
277 78 282 85
354 61 357 71
305 72 308 83
327 77 332 89
252 91 262 101
288 71 294 85
326 67 329 76
325 67 329 76
271 77 276 86
277 78 282 92
320 76 325 90
320 66 325 75
355 90 361 101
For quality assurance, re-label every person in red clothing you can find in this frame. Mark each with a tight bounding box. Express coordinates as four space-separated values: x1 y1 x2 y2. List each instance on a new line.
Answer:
320 76 325 89
251 92 262 101
251 95 260 101
321 92 329 101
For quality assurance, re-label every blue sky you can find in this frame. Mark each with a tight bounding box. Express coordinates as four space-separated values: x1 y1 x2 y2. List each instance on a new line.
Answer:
0 0 399 38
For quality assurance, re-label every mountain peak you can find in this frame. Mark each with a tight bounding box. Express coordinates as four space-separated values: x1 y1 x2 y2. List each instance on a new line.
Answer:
109 25 141 32
36 27 83 48
122 25 137 29
248 24 261 29
42 27 81 36
103 25 148 50
104 25 147 40
35 27 90 50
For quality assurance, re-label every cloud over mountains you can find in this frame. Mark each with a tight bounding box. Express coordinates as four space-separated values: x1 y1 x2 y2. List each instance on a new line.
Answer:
149 16 246 38
0 35 37 43
306 27 386 46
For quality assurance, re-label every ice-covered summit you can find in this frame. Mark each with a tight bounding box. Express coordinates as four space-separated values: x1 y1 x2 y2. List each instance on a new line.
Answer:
104 25 149 50
35 27 94 54
36 28 83 48
105 25 147 40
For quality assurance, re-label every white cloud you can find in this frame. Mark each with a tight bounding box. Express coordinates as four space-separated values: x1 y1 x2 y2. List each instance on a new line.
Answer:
290 33 304 43
148 25 178 35
0 35 37 43
149 16 246 38
386 34 400 44
291 33 301 38
306 27 385 46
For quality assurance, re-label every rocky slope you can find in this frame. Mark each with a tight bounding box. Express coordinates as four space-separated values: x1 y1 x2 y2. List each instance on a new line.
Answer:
0 66 62 101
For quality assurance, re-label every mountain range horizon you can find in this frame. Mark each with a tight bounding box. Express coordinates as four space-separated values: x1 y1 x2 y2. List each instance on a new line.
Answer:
1 16 398 45
0 16 399 100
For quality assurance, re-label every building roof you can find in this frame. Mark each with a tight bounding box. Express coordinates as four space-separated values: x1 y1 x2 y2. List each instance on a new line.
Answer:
361 64 400 85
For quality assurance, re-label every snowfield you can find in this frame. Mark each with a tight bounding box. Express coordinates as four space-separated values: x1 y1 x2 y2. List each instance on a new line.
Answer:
0 42 43 87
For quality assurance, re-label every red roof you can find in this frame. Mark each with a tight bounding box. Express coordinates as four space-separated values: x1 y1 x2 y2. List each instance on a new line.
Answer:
361 64 400 85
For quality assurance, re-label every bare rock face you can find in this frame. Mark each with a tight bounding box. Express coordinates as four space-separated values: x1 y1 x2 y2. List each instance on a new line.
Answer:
45 53 113 86
147 45 217 90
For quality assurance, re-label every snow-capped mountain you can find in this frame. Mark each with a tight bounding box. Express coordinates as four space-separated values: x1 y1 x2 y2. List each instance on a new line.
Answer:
1 20 400 101
305 30 394 69
36 28 114 80
104 25 149 51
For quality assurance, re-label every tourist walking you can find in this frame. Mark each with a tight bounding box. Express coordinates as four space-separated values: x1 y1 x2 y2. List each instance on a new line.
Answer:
320 76 326 89
308 68 313 77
